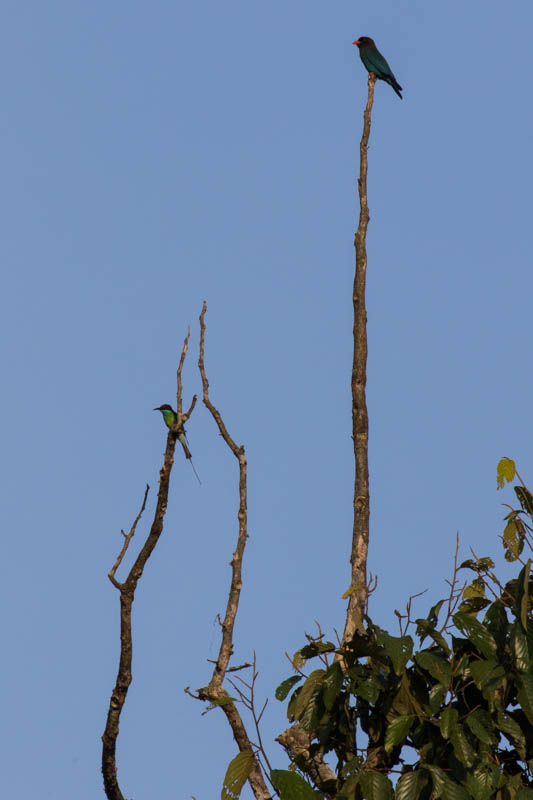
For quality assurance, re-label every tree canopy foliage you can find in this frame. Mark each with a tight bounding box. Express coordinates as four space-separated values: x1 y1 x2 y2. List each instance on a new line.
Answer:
262 459 533 800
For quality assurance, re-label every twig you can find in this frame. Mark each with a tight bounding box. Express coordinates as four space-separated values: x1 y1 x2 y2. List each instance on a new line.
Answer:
227 662 253 673
227 655 274 779
102 331 196 800
395 588 428 636
108 485 150 589
194 302 270 800
249 655 273 774
439 534 464 633
176 326 198 424
342 72 377 645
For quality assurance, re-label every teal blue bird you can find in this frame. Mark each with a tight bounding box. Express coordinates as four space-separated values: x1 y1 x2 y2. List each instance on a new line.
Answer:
353 37 403 99
153 404 201 484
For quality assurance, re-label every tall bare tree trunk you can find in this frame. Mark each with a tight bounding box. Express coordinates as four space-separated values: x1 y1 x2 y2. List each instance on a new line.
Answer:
343 74 376 644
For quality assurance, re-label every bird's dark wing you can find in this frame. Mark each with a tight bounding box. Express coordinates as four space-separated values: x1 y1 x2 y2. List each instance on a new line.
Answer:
365 48 396 81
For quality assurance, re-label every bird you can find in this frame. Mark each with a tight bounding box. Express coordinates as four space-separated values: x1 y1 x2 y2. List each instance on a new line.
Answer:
353 37 403 99
153 404 201 484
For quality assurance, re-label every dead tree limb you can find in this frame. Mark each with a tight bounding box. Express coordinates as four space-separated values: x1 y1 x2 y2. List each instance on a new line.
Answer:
101 331 197 800
342 73 376 644
275 75 378 785
193 301 271 800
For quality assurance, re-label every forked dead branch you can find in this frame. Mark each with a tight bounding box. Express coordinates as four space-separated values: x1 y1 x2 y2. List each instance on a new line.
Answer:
101 329 197 800
188 301 271 800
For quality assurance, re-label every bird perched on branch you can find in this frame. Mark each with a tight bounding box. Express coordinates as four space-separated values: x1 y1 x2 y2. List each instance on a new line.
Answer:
353 37 403 99
153 404 201 483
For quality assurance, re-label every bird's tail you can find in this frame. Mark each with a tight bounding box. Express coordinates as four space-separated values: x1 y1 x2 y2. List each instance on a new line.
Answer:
389 77 403 99
178 432 192 459
178 432 202 484
188 459 202 485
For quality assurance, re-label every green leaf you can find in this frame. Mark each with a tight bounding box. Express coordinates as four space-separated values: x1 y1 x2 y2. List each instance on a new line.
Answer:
510 619 530 671
415 618 450 653
291 650 306 670
465 766 499 800
427 599 445 627
287 670 325 722
484 602 508 649
352 671 382 704
299 688 320 733
359 771 393 800
375 628 413 675
514 485 533 516
450 723 475 767
270 769 323 800
517 674 533 725
423 764 445 795
458 597 490 614
221 751 254 800
469 659 506 699
395 771 423 800
503 520 523 562
476 557 495 571
515 560 531 630
322 661 343 711
465 709 497 745
453 612 497 658
439 706 458 739
390 673 426 718
299 642 336 659
497 457 516 488
384 715 413 754
428 683 447 714
415 651 452 686
463 578 486 599
275 675 303 701
497 712 526 760
424 764 469 800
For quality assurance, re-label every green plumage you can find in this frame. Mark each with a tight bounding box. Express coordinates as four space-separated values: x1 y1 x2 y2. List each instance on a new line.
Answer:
153 404 201 484
160 407 177 428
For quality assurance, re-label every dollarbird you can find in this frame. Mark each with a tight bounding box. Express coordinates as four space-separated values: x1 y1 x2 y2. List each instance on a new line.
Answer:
353 37 403 99
153 404 201 483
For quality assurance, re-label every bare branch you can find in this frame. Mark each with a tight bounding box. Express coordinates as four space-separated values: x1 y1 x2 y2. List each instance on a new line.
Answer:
395 588 428 636
342 73 377 645
193 302 270 800
182 393 198 424
176 325 190 420
439 534 463 633
197 685 270 800
198 301 249 685
108 485 150 589
227 662 253 673
102 331 197 800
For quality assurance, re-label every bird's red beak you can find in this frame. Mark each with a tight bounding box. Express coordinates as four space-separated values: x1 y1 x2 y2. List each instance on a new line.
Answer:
352 40 360 45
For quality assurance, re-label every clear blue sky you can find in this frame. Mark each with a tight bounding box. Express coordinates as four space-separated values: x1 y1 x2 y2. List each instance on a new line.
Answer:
2 2 532 797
